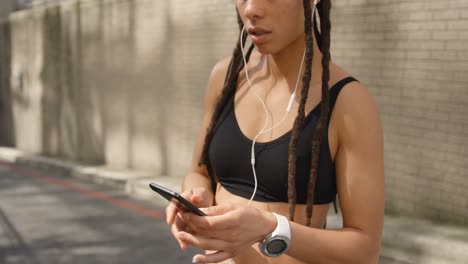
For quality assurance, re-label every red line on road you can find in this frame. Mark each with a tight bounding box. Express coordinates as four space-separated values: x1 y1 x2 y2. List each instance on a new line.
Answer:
0 161 165 221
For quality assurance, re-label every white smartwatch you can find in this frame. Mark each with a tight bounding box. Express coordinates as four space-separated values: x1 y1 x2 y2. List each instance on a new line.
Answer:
258 212 291 257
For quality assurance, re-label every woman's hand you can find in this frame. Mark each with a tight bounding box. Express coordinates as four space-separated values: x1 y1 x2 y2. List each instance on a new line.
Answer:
177 204 277 263
165 187 213 250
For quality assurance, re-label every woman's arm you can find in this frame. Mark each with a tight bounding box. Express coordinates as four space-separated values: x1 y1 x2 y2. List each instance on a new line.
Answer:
286 82 385 263
166 56 233 247
178 82 385 264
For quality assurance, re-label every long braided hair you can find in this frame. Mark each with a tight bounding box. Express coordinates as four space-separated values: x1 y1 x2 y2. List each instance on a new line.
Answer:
199 0 332 227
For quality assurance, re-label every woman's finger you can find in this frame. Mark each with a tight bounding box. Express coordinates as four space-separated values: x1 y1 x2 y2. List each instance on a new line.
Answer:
181 211 237 232
188 227 235 242
192 250 233 264
177 231 230 251
200 204 236 216
171 216 189 249
166 202 180 225
166 189 196 224
183 219 238 242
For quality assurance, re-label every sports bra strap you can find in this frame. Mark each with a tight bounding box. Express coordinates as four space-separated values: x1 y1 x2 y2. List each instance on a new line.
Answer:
328 77 359 122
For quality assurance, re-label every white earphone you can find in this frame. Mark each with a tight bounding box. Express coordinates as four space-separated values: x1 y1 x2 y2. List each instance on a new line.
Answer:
240 0 318 205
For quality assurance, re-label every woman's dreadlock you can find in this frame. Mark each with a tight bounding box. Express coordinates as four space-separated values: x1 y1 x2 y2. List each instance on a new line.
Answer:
305 0 332 227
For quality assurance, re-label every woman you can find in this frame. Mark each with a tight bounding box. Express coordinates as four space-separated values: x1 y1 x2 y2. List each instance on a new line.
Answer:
166 0 384 263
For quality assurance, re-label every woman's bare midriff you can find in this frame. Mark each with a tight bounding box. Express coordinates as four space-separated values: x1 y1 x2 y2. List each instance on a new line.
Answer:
211 184 331 264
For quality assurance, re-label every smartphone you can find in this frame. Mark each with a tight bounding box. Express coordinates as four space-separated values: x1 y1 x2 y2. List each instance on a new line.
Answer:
149 183 207 216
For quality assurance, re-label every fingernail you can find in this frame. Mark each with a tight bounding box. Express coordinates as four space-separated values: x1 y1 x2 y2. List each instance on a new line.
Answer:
192 256 199 263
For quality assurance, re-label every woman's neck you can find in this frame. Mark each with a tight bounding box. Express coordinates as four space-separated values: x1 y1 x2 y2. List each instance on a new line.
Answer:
267 33 323 90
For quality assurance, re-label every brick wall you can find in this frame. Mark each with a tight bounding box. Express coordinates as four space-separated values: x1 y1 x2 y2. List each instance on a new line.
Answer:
331 0 468 224
0 0 466 224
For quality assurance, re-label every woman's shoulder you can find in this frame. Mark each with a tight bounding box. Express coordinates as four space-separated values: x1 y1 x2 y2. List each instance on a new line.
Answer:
201 56 233 110
335 77 378 118
332 71 382 143
203 56 233 105
208 56 233 89
330 64 378 115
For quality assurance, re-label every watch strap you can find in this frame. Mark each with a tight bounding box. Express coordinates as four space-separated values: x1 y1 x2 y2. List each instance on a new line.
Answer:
270 212 291 239
258 212 291 257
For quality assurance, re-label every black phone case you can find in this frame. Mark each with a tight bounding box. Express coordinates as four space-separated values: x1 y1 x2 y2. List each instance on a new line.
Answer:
149 183 207 216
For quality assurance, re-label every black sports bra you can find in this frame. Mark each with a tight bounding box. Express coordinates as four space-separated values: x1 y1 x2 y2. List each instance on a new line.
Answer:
209 77 357 204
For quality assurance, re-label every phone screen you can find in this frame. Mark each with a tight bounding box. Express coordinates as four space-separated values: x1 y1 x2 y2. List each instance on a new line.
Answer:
149 183 207 216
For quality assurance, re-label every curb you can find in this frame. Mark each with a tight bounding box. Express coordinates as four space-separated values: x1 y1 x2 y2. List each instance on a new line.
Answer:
0 147 183 207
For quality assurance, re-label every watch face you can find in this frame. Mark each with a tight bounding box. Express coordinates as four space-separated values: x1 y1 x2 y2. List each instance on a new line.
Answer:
267 239 287 254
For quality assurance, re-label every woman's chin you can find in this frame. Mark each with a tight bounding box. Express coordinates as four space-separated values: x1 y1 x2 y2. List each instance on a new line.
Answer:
254 45 275 55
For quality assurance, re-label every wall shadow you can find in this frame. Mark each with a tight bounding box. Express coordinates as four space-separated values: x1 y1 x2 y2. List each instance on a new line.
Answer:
40 6 62 157
73 1 105 164
40 3 106 164
0 20 16 147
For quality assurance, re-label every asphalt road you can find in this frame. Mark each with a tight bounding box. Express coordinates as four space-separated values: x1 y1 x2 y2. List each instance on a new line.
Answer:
0 161 403 264
0 161 202 263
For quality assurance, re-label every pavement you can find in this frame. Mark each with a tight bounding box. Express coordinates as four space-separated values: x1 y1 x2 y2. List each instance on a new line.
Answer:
0 162 202 264
1 146 468 264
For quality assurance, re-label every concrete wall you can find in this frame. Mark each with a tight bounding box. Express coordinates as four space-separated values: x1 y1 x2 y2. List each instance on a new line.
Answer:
331 0 468 224
0 0 238 174
0 0 467 224
0 0 14 21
